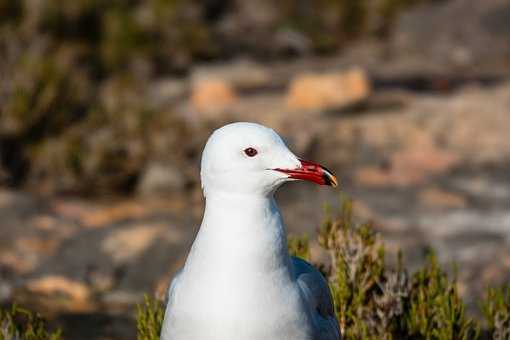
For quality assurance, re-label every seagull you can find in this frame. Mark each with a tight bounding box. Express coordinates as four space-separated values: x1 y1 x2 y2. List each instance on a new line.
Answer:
161 122 340 340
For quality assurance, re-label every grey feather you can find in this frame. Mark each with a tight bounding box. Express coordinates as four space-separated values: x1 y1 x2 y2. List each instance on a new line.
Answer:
292 256 341 340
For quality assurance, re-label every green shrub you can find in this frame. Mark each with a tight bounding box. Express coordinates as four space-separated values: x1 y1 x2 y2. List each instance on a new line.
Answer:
407 254 478 339
482 287 510 340
0 304 61 340
317 199 480 339
136 294 165 340
0 0 203 193
288 233 311 261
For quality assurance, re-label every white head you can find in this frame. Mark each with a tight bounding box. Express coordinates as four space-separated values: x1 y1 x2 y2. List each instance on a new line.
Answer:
200 122 337 197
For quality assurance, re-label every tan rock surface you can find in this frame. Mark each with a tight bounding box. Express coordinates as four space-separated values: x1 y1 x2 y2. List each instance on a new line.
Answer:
419 188 467 209
102 224 165 263
286 68 371 111
191 78 237 115
25 275 91 301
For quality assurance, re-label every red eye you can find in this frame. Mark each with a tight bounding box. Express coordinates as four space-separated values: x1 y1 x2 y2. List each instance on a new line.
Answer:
244 147 258 157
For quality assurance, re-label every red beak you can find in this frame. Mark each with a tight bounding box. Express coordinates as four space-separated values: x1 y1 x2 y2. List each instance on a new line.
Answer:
273 159 338 187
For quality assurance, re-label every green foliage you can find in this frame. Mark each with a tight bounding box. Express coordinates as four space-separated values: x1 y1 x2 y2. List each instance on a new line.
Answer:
136 294 165 340
482 287 510 340
406 254 478 339
288 233 311 261
0 305 61 340
317 199 479 339
319 199 394 338
0 0 203 193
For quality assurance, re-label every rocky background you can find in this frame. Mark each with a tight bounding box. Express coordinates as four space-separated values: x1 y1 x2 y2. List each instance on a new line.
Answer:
1 0 510 338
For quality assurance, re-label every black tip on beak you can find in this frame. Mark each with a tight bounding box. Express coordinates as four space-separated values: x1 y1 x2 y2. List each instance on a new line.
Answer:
322 166 338 188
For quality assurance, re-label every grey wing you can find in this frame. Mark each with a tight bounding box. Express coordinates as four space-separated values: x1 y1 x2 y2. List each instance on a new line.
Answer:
161 269 182 340
165 268 182 304
292 256 341 340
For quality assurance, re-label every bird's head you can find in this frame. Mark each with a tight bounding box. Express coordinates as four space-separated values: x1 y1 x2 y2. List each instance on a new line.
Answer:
200 122 337 197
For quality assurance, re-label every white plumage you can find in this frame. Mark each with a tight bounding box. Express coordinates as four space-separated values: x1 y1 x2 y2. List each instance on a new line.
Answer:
161 122 340 340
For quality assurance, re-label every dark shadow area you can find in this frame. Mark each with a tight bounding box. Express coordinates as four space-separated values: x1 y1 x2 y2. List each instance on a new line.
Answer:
55 312 136 340
373 74 506 93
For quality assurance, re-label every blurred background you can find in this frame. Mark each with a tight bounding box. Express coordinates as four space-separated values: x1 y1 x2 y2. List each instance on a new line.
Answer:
1 0 509 338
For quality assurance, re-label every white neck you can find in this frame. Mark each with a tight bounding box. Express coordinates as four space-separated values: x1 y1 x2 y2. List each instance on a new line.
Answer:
184 191 292 279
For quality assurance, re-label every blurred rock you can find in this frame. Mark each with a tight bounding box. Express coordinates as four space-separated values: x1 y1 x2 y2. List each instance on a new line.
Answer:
148 79 188 109
1 248 38 275
390 139 459 182
137 162 185 196
0 189 36 212
286 67 371 111
101 224 165 264
0 280 12 303
51 198 188 229
436 83 510 164
16 236 59 255
27 214 52 232
392 0 510 68
328 82 510 189
190 78 237 117
418 188 467 209
25 275 91 301
355 143 458 187
274 29 312 56
355 167 391 188
452 175 510 201
102 290 143 307
88 271 114 292
192 60 272 91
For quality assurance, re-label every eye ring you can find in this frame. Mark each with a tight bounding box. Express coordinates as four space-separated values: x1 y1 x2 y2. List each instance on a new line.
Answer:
244 147 258 157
